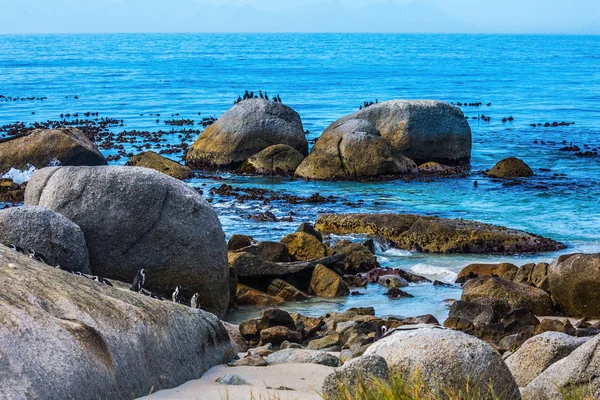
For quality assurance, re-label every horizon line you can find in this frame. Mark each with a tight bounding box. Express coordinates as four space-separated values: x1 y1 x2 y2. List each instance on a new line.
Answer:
1 31 599 36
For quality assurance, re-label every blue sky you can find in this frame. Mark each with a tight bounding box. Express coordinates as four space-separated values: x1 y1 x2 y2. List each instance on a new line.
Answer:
1 0 599 34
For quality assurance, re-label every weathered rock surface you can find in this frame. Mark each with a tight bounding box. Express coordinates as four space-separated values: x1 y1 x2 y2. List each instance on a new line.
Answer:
332 241 380 274
0 179 25 203
24 166 228 316
486 157 534 178
186 99 308 169
236 284 284 306
327 100 472 166
125 151 193 180
456 263 518 283
240 144 305 176
309 264 350 298
377 275 408 288
548 253 600 318
236 242 291 262
280 232 331 261
228 251 345 278
0 244 234 400
514 262 550 291
522 334 600 399
296 118 417 180
505 332 589 387
462 277 554 316
322 355 389 399
418 161 459 175
364 327 520 399
266 349 339 367
267 278 309 301
227 234 254 251
0 128 107 173
0 205 90 273
221 321 249 353
315 213 565 254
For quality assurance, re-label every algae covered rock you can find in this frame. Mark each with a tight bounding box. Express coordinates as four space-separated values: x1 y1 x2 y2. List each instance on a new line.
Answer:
486 157 534 178
24 166 229 316
186 98 308 169
125 151 193 180
241 144 305 176
456 262 518 284
280 231 331 261
0 128 107 173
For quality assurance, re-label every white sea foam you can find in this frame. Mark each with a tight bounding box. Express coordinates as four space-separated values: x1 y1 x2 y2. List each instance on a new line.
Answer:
410 263 459 283
381 247 412 257
1 165 37 184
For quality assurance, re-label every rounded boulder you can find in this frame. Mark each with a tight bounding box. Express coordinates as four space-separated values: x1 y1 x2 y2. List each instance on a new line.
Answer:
486 157 534 178
24 166 228 317
186 99 308 169
240 144 305 176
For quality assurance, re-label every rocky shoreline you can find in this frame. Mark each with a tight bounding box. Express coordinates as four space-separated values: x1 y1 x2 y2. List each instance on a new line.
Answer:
0 98 598 399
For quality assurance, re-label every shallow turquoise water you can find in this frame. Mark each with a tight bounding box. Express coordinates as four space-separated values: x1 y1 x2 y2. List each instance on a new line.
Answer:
1 34 598 322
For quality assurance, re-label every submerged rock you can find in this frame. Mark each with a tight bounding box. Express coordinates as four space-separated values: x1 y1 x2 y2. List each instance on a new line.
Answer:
186 99 308 169
547 253 600 318
327 100 472 166
0 244 234 400
296 119 417 180
0 128 107 173
0 205 90 273
125 151 193 180
24 166 229 316
486 157 534 178
364 327 520 399
462 277 554 316
240 144 305 176
315 213 565 254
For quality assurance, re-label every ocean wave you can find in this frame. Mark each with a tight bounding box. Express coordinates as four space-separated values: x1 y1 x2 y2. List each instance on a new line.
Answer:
410 264 458 283
1 165 37 184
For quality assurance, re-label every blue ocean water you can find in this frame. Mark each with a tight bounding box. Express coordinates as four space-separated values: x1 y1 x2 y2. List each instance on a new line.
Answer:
1 34 599 322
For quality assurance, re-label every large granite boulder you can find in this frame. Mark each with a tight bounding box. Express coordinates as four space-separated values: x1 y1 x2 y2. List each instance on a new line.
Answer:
240 144 305 176
486 157 534 178
125 151 193 180
295 119 417 180
547 253 600 318
24 166 229 317
186 99 308 169
505 332 589 387
0 205 90 273
364 327 520 399
315 213 565 254
322 355 389 399
462 277 554 316
324 100 472 166
0 244 234 400
521 334 600 399
0 128 106 173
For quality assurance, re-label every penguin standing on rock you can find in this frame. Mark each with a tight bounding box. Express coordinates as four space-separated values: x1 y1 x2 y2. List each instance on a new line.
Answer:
172 286 182 303
130 269 145 292
190 293 201 309
10 244 25 254
28 249 48 264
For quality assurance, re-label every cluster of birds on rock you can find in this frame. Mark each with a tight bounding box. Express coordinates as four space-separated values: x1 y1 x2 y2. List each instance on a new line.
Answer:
10 244 201 309
359 99 379 110
234 90 282 105
130 268 201 309
10 244 114 286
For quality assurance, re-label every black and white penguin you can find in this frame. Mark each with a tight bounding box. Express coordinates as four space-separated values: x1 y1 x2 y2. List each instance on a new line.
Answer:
93 276 113 287
190 293 201 309
130 268 145 292
9 244 25 254
28 249 48 264
172 285 182 303
374 325 388 342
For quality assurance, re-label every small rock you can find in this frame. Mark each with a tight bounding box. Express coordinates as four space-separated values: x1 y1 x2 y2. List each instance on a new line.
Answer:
217 374 250 385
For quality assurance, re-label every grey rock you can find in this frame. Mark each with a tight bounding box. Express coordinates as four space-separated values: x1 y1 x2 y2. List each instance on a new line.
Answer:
231 355 268 367
328 100 472 166
221 321 249 353
186 98 308 169
266 349 339 367
0 244 234 400
506 332 590 387
217 374 250 385
365 327 520 399
0 128 106 173
522 334 600 399
24 166 228 317
377 274 408 288
0 205 90 273
322 355 389 400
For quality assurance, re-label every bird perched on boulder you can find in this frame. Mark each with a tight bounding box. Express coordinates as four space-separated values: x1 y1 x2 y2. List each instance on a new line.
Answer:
9 244 25 254
93 276 113 287
130 268 145 292
28 249 48 264
172 285 182 303
190 293 201 309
